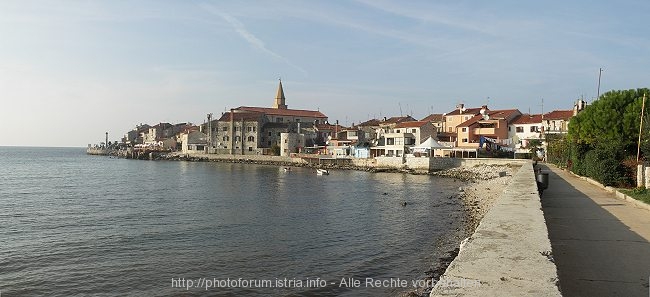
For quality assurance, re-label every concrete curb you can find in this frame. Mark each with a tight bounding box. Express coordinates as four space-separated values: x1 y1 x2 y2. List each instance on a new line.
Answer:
563 167 650 212
429 162 561 297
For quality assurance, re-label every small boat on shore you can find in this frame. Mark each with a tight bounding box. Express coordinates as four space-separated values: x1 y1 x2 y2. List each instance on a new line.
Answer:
283 167 291 172
316 169 329 175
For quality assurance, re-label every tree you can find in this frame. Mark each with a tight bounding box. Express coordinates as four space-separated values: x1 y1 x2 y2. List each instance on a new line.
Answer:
270 144 281 156
568 88 649 153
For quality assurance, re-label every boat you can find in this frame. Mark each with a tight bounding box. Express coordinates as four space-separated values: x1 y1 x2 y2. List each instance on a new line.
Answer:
316 169 329 175
283 167 291 172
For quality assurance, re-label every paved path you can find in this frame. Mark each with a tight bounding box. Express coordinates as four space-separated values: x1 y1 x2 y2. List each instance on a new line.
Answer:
541 164 650 297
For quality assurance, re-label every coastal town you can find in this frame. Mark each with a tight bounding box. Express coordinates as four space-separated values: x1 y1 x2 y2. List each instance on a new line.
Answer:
89 80 586 166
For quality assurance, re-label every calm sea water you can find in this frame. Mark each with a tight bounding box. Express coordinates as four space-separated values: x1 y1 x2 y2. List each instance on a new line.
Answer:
0 147 469 296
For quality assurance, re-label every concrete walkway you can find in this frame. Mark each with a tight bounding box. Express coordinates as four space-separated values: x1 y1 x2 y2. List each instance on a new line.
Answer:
541 164 650 297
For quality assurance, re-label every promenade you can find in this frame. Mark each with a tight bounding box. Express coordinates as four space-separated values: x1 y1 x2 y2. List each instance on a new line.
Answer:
541 164 650 297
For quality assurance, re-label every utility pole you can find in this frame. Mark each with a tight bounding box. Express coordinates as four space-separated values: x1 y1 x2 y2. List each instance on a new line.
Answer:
597 68 603 100
207 113 212 153
637 93 647 164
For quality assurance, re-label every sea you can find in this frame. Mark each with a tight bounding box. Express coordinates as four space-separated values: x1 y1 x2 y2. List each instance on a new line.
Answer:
0 147 470 297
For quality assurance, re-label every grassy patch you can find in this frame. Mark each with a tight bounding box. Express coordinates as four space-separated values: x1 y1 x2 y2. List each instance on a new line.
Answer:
619 188 650 205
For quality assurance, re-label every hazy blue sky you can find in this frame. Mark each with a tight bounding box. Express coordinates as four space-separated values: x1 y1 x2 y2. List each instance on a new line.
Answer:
1 1 648 146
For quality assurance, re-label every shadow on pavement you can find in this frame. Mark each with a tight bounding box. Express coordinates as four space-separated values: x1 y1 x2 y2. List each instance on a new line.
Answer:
540 164 650 297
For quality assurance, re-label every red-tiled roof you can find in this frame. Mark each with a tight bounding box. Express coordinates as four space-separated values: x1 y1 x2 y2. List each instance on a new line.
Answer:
395 121 430 128
237 106 327 118
444 107 483 116
487 109 520 120
421 113 444 122
512 114 543 125
217 111 265 122
314 124 348 131
357 119 380 127
457 109 521 127
381 116 416 124
544 110 573 120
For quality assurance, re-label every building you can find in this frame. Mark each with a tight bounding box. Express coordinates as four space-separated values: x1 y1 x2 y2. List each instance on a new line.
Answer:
181 131 208 154
209 80 328 155
372 120 436 157
421 113 445 132
439 104 484 145
456 108 522 149
509 114 544 155
543 110 574 134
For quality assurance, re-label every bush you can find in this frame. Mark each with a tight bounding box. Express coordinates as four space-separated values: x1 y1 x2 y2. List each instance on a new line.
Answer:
582 147 622 186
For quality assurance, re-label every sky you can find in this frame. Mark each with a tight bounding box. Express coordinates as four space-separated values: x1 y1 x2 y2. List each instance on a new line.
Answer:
1 0 649 147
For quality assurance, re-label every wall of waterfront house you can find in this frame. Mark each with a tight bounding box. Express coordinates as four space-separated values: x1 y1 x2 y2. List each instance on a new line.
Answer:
375 156 406 168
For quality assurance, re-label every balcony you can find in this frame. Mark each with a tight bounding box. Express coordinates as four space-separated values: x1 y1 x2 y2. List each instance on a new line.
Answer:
473 127 496 135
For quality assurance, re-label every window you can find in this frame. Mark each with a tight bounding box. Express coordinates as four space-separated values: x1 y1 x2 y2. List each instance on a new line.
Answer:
462 138 468 143
530 126 539 132
396 129 401 133
222 127 228 131
235 136 241 142
268 132 272 136
253 126 256 132
405 138 415 145
248 147 253 151
462 127 467 132
448 127 453 132
235 127 240 131
247 127 252 132
277 132 281 136
284 139 288 143
247 136 255 142
516 127 524 133
411 129 416 133
276 117 284 123
387 138 395 145
395 138 403 145
222 136 229 141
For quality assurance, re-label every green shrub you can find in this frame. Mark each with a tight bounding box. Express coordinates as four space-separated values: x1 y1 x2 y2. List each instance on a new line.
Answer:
583 147 622 186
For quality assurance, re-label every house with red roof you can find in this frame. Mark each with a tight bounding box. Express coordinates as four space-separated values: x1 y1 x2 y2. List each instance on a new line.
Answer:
438 104 485 145
421 113 445 133
543 110 574 134
509 114 545 155
456 108 522 148
208 80 329 155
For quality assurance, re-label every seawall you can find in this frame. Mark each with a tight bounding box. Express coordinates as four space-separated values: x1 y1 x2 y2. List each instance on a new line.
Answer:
429 162 562 297
163 153 527 173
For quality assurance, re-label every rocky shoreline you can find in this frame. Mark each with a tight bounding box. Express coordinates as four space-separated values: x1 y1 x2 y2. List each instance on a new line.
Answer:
402 164 520 297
